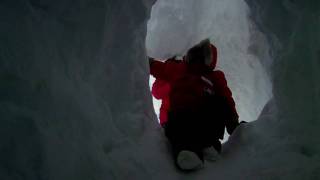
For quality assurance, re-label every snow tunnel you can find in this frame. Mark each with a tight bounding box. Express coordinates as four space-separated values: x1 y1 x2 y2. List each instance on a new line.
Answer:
0 0 319 179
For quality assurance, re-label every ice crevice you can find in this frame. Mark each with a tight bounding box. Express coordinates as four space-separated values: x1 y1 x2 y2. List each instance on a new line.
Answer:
0 0 319 180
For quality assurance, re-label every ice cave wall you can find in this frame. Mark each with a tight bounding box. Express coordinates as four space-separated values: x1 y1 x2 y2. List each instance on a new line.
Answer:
0 1 166 179
245 0 320 152
241 0 320 178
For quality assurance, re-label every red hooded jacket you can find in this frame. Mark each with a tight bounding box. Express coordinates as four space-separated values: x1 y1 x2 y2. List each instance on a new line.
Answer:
150 44 239 133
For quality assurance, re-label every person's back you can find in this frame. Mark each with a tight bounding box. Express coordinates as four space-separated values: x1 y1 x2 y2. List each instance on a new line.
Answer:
150 40 238 125
149 39 239 170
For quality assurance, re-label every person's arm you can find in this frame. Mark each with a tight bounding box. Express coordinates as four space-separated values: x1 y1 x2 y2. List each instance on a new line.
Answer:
149 57 168 79
151 79 170 100
149 57 179 80
211 70 239 134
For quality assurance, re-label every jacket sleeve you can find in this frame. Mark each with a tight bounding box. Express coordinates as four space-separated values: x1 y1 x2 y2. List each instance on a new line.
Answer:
151 79 170 100
150 59 180 81
211 70 239 134
150 60 167 79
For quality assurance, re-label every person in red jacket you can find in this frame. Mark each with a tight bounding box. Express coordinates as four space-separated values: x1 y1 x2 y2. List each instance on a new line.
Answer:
150 39 239 170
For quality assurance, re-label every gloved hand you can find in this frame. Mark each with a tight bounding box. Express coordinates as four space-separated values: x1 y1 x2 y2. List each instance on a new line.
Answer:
226 118 239 135
167 55 176 61
227 120 247 135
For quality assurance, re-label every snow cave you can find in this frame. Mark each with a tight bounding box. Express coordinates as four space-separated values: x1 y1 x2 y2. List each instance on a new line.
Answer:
0 0 319 179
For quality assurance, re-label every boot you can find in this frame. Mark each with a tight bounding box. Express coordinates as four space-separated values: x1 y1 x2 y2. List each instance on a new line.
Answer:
203 146 221 161
176 150 204 170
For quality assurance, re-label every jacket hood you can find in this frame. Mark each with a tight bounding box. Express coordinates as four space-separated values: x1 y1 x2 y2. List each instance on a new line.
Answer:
209 44 217 69
185 39 218 70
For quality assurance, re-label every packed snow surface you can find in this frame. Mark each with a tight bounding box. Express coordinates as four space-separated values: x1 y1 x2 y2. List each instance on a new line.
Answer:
0 0 319 180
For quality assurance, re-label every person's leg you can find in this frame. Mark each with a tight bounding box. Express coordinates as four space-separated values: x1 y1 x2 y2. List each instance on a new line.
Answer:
202 141 221 161
165 110 204 170
198 97 223 161
164 110 184 160
212 139 222 153
198 122 222 161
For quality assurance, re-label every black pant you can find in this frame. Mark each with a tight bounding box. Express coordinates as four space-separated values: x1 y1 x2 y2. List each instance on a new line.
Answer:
164 96 229 160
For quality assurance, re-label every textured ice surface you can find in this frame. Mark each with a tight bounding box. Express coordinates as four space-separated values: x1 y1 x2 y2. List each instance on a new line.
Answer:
0 0 319 180
0 1 171 179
